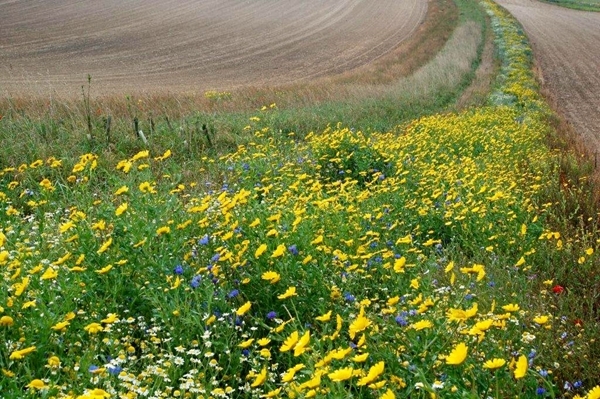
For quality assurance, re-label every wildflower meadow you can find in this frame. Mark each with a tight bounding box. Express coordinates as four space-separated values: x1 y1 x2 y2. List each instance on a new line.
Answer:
1 1 599 398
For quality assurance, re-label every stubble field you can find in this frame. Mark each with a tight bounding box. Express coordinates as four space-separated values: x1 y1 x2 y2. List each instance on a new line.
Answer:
0 0 426 96
496 0 600 155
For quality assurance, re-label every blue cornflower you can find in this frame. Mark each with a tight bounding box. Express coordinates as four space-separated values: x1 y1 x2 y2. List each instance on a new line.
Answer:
266 311 277 320
539 369 548 377
395 315 408 326
241 349 250 357
191 275 202 288
227 289 239 299
88 365 100 373
174 264 184 275
211 253 221 263
288 244 299 255
107 365 122 375
536 387 546 395
199 235 209 245
344 293 355 302
574 381 583 389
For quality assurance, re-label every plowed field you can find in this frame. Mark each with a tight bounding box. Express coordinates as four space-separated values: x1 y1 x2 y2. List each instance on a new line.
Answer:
496 0 600 153
0 0 426 96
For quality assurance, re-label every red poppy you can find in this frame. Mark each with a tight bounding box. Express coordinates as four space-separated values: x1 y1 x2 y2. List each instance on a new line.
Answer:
552 285 565 294
574 319 583 327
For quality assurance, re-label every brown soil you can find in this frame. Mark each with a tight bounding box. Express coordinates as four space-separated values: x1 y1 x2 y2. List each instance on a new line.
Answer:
0 0 426 98
496 0 600 155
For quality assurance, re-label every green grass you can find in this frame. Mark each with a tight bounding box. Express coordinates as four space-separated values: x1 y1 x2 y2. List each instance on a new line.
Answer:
2 0 600 397
541 0 600 11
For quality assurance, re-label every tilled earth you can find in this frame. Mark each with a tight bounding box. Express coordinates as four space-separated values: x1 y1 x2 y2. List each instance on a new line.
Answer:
496 0 600 154
0 0 426 97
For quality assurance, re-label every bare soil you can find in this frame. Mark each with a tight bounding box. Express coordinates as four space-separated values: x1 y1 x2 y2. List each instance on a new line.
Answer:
496 0 600 154
0 0 426 97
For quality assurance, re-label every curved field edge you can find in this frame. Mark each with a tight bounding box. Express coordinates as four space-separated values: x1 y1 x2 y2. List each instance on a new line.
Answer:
539 0 600 11
1 2 600 399
0 0 488 167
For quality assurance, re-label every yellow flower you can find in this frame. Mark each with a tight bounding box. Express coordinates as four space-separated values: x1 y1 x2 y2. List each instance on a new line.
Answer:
328 366 354 382
502 303 520 312
255 244 268 258
483 358 506 370
51 321 70 332
236 301 252 316
311 235 323 245
84 323 104 334
39 179 54 191
395 234 412 245
445 342 468 365
40 267 58 280
280 331 299 352
9 345 36 360
115 203 128 216
349 307 371 339
116 160 132 173
131 150 149 161
251 367 267 387
352 353 369 362
513 355 527 379
271 244 286 258
101 313 118 324
48 355 61 368
393 257 406 273
114 186 129 196
282 364 305 382
293 330 310 356
96 265 113 275
261 270 280 283
261 388 282 398
515 257 525 267
238 338 254 348
97 237 113 254
81 388 111 398
381 389 396 399
154 149 172 161
2 368 15 377
156 226 171 235
0 315 14 326
315 310 332 322
59 221 76 233
357 361 385 386
587 385 600 399
27 379 47 390
533 315 549 325
278 286 297 299
410 320 433 331
139 181 156 193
